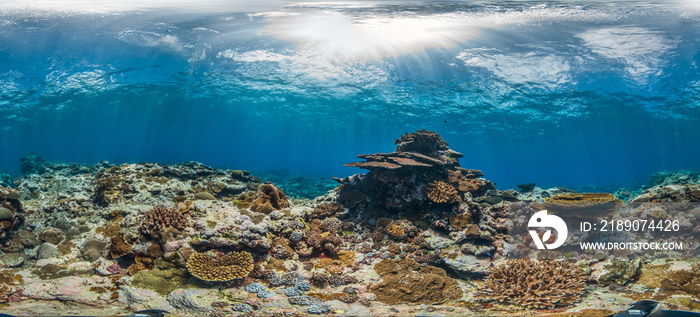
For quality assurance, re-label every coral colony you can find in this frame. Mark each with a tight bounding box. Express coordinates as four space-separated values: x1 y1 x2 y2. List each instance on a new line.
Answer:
0 130 699 316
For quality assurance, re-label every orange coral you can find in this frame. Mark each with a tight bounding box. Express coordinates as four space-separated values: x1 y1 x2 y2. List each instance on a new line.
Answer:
426 181 461 204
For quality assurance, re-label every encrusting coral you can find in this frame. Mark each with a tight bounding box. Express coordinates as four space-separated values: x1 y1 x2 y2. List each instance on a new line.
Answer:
186 251 254 282
426 180 461 204
477 259 587 309
370 258 462 305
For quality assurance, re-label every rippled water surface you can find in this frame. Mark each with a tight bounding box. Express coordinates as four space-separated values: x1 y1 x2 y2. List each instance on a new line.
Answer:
1 0 699 189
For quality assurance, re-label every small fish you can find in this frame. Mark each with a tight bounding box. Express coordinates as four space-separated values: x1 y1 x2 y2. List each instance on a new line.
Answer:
608 300 700 317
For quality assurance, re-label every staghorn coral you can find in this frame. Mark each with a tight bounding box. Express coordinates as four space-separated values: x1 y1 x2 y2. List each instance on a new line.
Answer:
477 259 586 309
426 181 461 204
186 251 254 282
535 193 623 218
139 206 188 239
250 184 290 214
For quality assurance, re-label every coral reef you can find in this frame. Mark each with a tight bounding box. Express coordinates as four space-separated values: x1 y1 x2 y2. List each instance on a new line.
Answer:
477 259 587 309
186 251 254 282
337 129 493 214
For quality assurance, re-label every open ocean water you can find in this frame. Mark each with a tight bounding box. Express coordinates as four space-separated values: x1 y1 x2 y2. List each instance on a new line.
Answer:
1 0 699 190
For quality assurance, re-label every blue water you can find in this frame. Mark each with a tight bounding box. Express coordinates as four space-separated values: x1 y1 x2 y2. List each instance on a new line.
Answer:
1 1 699 190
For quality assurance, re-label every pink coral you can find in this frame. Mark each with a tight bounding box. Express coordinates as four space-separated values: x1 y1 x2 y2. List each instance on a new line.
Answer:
106 263 122 275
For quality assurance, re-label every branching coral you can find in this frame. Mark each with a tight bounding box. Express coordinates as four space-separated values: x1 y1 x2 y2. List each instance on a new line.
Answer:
477 259 586 309
426 181 461 204
139 206 188 239
186 251 254 282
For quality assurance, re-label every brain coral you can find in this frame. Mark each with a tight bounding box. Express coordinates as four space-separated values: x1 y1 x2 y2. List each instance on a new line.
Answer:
477 259 586 309
186 251 254 282
426 181 461 204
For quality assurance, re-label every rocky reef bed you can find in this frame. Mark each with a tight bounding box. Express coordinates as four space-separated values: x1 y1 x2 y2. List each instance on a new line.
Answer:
0 130 699 316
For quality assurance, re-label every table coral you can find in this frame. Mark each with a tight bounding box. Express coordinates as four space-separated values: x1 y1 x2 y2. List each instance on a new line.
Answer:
535 193 623 218
477 259 586 309
186 251 254 282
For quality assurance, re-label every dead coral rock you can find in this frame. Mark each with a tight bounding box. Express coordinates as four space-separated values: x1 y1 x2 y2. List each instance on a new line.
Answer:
39 227 66 245
81 239 107 262
194 192 216 200
426 181 461 204
139 206 188 240
0 187 22 213
632 184 700 202
186 251 254 282
477 259 586 309
535 193 623 218
249 184 289 214
371 258 462 305
310 202 345 219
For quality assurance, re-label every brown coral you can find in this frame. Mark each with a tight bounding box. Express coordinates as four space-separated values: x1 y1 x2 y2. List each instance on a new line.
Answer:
394 129 449 156
139 206 188 239
186 251 254 282
426 181 461 204
477 259 586 309
536 193 623 218
250 184 289 214
109 235 132 259
371 258 462 305
385 224 406 240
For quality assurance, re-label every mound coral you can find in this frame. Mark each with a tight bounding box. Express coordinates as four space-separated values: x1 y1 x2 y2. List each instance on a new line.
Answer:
394 129 449 156
426 181 461 204
250 184 290 214
477 259 586 309
536 193 623 218
186 251 254 282
370 258 462 305
139 206 188 239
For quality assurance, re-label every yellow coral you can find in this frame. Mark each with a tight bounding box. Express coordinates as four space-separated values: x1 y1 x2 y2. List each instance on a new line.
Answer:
186 251 254 282
385 224 405 240
426 181 461 204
